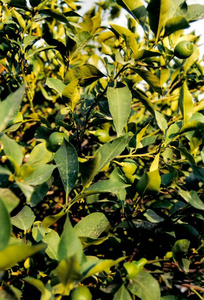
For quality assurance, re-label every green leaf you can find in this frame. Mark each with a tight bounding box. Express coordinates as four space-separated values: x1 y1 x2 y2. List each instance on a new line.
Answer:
164 16 189 36
82 257 125 279
136 170 161 194
0 198 11 251
155 110 168 132
179 190 204 210
165 122 182 145
56 255 81 291
54 140 79 197
144 209 164 223
45 78 66 98
42 209 68 229
109 23 138 55
58 217 83 262
1 133 23 166
172 239 190 270
179 81 193 124
113 284 132 300
65 64 104 87
0 244 46 270
0 188 20 213
116 0 147 27
28 143 53 165
81 134 132 186
185 5 204 22
62 79 80 110
147 0 171 43
132 88 155 116
15 181 34 201
134 69 162 95
73 31 92 56
30 181 51 207
74 212 109 239
107 84 132 137
25 46 56 59
85 180 129 195
11 206 35 231
179 120 204 134
43 230 60 261
184 45 200 74
38 9 69 24
127 270 161 300
22 164 56 186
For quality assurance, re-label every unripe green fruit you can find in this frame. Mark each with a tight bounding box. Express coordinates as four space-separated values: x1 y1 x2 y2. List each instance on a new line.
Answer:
174 41 194 59
71 286 92 300
95 129 111 143
48 132 67 151
121 159 137 175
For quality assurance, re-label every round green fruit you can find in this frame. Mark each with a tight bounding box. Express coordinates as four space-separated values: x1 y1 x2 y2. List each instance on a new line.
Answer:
71 286 92 300
121 159 137 175
48 132 67 151
174 41 194 59
95 129 110 143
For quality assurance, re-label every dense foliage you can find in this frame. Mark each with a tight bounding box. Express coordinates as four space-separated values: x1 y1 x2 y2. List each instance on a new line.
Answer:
0 0 204 299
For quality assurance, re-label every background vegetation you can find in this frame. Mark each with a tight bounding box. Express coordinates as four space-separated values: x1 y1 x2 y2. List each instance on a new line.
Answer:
0 0 204 299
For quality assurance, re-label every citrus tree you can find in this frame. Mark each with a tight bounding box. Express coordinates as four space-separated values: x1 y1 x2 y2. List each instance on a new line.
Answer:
0 0 204 299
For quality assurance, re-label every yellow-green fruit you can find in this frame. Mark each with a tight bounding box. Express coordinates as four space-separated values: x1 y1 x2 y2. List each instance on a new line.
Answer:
121 159 137 175
174 41 194 59
95 129 110 143
48 132 67 151
71 286 92 300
